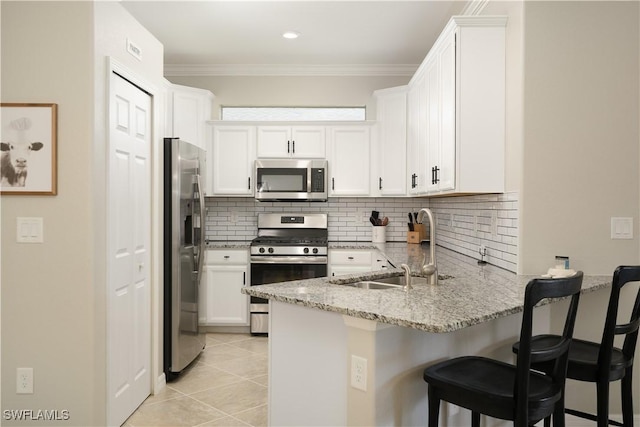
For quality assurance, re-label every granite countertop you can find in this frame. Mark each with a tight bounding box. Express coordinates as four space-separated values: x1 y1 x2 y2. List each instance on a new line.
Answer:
242 242 611 333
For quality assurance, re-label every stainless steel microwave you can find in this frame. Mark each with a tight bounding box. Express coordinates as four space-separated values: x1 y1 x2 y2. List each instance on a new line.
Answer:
255 159 328 201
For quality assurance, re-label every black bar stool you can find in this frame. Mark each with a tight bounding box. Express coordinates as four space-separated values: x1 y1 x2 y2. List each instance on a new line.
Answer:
514 265 640 427
423 272 583 427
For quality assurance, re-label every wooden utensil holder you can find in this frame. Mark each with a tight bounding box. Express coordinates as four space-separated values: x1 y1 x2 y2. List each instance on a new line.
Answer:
407 224 427 244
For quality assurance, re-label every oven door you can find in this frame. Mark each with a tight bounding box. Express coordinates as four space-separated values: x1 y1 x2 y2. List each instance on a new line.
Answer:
250 256 327 302
249 256 327 334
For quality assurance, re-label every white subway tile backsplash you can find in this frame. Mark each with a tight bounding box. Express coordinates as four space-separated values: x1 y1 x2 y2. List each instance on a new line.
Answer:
204 192 519 273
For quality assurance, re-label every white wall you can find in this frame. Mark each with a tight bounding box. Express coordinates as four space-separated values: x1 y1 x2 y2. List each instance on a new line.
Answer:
1 2 165 425
1 2 97 424
168 75 411 120
520 1 640 276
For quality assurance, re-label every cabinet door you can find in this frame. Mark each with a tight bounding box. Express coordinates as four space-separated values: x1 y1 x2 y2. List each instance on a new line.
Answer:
407 73 428 195
437 32 456 192
204 265 249 325
257 126 325 158
375 88 407 196
329 265 372 277
172 85 213 151
372 252 391 271
425 57 440 194
328 249 373 277
291 127 326 158
211 126 256 195
328 126 371 196
257 126 291 158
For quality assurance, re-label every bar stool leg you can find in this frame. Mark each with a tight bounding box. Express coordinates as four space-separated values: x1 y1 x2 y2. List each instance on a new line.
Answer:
596 381 611 427
471 411 480 427
428 385 440 427
621 367 634 427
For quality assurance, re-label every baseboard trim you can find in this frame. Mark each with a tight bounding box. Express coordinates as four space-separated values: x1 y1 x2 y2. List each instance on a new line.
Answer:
154 373 166 395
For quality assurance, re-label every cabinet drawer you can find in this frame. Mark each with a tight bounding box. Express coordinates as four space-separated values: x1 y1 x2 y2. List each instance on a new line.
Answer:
206 249 248 265
329 250 372 265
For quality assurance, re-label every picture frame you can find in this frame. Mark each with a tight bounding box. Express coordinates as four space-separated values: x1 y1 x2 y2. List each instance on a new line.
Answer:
1 103 57 195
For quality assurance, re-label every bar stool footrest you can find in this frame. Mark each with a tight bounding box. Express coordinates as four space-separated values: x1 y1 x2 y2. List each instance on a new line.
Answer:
565 408 623 426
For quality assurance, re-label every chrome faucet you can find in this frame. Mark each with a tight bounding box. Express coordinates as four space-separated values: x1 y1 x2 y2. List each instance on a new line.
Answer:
401 263 412 291
417 208 438 285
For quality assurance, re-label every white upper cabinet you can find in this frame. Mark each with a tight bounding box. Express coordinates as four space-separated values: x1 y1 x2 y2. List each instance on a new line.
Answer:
407 16 507 196
407 69 429 195
327 125 372 196
373 86 407 197
169 83 214 151
208 125 256 196
257 126 326 158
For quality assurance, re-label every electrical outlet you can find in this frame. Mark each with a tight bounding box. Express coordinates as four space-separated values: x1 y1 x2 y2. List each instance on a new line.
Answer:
351 355 367 391
479 245 487 257
16 367 33 394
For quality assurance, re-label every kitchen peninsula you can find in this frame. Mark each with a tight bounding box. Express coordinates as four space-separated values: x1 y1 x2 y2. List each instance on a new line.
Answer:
243 243 610 426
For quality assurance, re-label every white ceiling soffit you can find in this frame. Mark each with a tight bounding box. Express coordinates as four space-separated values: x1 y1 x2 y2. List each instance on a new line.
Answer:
163 63 420 77
122 1 471 77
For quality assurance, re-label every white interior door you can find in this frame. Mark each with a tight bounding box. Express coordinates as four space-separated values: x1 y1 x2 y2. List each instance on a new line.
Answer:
107 72 152 426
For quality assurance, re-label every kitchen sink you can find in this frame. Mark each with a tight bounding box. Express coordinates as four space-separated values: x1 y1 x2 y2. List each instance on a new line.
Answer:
346 274 454 290
370 276 429 286
349 281 404 290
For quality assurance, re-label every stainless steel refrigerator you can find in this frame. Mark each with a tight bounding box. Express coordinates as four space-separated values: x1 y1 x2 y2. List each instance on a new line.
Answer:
163 137 206 380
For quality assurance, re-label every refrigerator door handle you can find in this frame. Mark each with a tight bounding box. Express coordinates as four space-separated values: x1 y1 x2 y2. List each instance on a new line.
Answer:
194 173 206 285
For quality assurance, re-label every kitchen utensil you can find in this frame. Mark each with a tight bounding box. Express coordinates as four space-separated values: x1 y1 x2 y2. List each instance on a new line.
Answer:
381 217 389 226
371 210 379 219
408 222 414 231
408 213 413 224
370 217 378 226
413 212 419 223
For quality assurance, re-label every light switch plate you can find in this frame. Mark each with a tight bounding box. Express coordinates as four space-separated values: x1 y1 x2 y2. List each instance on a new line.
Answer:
16 217 43 243
611 217 633 240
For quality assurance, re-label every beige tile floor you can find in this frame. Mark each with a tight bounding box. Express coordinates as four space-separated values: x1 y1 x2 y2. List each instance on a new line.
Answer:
124 333 268 427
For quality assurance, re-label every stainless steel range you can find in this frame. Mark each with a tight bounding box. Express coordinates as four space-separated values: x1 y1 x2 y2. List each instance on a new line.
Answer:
250 213 328 334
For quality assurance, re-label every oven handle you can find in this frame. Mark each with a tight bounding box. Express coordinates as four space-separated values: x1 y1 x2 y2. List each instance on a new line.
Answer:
250 256 328 265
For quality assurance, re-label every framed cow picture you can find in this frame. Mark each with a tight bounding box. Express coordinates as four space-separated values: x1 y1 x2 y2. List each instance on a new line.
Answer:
0 103 57 195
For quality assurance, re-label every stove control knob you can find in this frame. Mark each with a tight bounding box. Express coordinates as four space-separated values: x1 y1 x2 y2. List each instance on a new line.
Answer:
312 248 318 254
259 247 265 254
268 247 274 254
303 247 309 254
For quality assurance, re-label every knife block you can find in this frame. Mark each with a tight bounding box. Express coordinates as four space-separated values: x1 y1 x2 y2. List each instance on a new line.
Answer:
407 224 426 244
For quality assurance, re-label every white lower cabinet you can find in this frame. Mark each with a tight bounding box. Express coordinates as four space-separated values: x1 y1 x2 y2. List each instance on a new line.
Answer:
328 249 390 277
200 249 249 326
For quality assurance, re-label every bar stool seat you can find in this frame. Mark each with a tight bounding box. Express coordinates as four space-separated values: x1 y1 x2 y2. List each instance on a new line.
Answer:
424 356 562 422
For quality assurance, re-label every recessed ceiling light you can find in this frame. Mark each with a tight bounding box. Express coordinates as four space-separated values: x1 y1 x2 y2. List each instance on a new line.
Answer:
282 31 300 39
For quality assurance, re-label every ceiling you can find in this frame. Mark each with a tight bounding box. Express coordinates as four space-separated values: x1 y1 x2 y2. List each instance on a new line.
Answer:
121 1 468 76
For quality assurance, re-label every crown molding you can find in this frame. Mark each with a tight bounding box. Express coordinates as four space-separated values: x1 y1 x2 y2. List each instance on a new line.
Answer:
164 63 419 77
